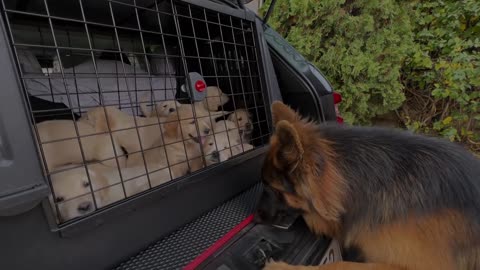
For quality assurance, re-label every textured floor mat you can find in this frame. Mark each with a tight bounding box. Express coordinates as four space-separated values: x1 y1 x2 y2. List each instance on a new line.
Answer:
114 183 262 270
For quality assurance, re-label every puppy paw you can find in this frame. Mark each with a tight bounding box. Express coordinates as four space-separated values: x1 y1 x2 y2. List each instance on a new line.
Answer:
263 261 300 270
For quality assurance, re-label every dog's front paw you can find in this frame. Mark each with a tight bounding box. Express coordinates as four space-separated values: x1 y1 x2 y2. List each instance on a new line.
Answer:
263 261 299 270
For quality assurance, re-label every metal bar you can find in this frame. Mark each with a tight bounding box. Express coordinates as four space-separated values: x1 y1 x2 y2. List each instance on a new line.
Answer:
229 16 249 152
42 0 99 211
242 21 268 145
216 13 238 154
78 0 129 200
0 0 63 218
170 0 195 174
107 0 153 191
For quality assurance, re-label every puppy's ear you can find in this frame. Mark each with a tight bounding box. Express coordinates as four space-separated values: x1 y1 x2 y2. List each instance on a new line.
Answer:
274 120 304 172
271 101 300 125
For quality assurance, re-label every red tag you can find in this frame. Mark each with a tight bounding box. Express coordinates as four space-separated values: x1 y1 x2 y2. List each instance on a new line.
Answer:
195 80 206 92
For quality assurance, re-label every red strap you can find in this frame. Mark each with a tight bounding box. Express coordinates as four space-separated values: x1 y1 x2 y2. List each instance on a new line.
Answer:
183 214 255 270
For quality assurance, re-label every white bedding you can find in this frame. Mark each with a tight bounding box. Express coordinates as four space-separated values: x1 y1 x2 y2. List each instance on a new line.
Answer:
19 50 177 116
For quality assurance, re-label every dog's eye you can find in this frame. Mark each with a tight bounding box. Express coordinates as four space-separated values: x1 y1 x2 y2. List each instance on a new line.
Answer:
209 143 213 146
83 181 90 188
56 196 65 203
238 117 243 121
163 105 167 108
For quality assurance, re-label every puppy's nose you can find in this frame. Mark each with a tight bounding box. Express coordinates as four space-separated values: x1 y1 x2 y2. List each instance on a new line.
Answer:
204 128 211 134
211 151 220 161
169 108 175 113
78 202 92 213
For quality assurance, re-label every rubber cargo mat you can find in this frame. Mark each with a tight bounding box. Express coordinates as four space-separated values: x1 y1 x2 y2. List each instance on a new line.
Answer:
114 183 262 270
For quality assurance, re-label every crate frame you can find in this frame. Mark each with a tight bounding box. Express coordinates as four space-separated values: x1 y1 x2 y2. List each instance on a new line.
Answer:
0 0 274 234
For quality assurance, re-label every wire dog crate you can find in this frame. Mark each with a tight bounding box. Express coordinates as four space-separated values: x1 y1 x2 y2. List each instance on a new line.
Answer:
1 0 271 225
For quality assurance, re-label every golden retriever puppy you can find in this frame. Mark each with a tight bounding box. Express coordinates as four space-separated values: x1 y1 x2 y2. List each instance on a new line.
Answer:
203 120 242 165
37 120 126 171
200 86 230 111
124 141 173 185
159 105 215 177
49 165 99 222
48 163 122 222
140 99 181 118
128 103 227 178
81 106 165 156
227 109 253 143
49 162 167 222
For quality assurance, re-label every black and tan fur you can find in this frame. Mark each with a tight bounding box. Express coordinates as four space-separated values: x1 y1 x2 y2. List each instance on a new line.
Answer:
256 101 480 270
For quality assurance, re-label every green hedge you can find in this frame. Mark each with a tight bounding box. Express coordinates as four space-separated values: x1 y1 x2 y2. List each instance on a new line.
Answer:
261 0 480 152
402 0 480 151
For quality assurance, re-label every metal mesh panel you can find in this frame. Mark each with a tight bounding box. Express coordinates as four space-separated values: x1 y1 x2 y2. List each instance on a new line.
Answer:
114 183 261 270
0 0 271 225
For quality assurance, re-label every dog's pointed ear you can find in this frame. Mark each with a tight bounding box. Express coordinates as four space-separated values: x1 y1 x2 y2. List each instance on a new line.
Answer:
275 120 304 171
271 101 300 125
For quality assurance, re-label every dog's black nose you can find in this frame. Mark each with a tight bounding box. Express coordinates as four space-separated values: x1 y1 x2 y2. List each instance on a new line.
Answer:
254 209 266 224
169 108 175 113
77 202 92 213
204 128 211 134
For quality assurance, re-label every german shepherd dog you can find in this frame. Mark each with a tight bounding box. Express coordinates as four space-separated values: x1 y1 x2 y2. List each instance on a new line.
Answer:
255 101 480 270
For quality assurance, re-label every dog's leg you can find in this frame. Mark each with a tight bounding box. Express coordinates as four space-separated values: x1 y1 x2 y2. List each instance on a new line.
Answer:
263 261 406 270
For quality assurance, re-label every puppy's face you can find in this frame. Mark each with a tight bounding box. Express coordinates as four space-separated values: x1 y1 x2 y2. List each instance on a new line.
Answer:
164 105 212 145
179 117 211 145
204 86 230 111
155 100 180 117
255 102 345 229
203 132 238 165
203 120 242 164
203 134 229 165
228 109 253 136
49 166 97 221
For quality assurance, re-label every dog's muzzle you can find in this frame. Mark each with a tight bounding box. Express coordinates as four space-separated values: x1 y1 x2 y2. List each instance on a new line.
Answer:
254 185 300 229
210 151 220 163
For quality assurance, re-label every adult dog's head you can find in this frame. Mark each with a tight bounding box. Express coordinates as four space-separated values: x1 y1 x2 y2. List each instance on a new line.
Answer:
255 101 346 235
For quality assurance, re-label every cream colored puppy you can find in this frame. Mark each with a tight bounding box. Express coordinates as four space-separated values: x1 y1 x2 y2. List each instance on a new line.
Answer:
37 120 126 171
204 140 254 166
200 86 230 111
203 120 242 165
128 103 224 179
227 109 253 143
125 143 172 184
189 101 232 132
49 163 118 222
49 162 170 222
81 106 166 156
140 99 181 118
159 105 215 177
